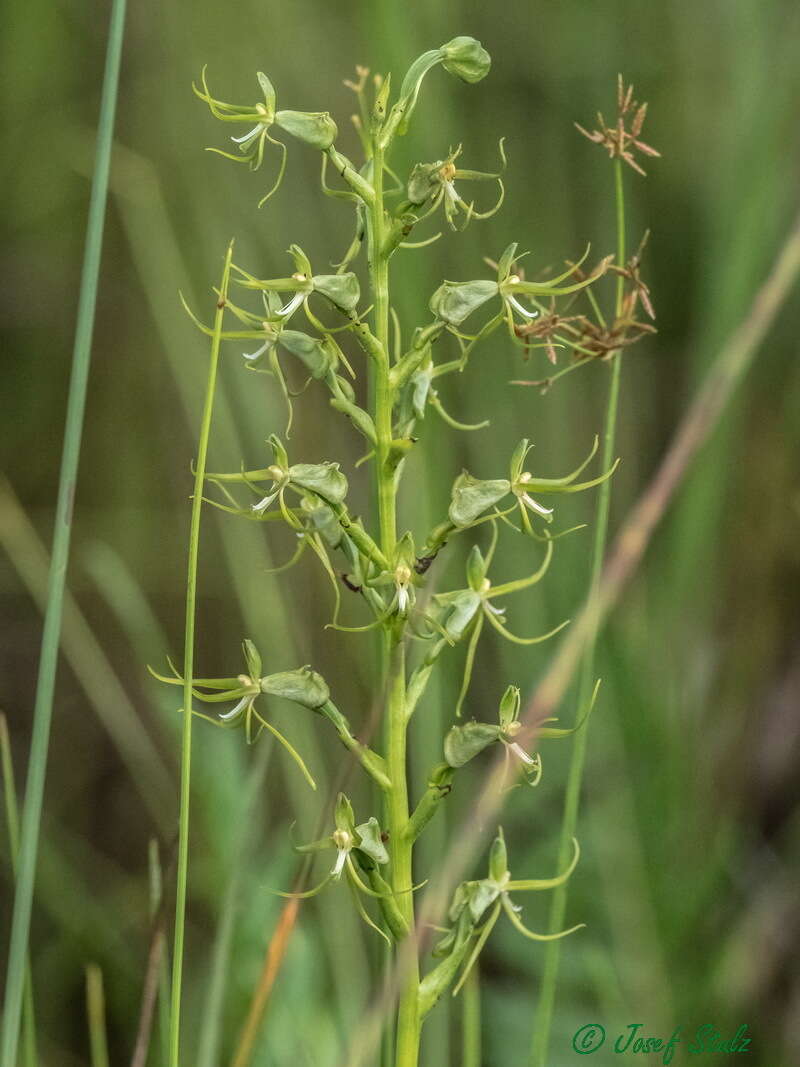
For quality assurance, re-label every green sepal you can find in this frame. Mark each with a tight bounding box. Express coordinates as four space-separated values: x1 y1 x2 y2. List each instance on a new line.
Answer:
275 109 338 149
440 36 491 84
451 878 501 924
444 720 502 768
498 684 521 730
497 242 519 282
334 792 356 833
260 667 330 709
242 638 262 680
355 817 389 866
256 72 277 114
303 500 343 548
268 433 290 470
435 589 481 640
312 272 361 311
466 544 487 592
509 438 533 482
288 244 313 279
429 279 499 325
407 161 440 205
279 330 332 379
448 472 510 526
288 462 348 505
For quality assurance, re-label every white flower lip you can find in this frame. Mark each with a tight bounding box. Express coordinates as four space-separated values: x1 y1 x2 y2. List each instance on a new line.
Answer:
243 339 271 362
219 695 250 722
508 741 537 766
521 492 553 517
277 291 305 318
506 293 539 320
230 123 263 146
443 179 460 203
331 847 348 878
252 488 280 513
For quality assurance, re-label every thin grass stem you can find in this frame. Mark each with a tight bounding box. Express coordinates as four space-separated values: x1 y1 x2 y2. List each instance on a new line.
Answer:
0 715 38 1067
0 1 128 1061
86 964 111 1067
531 158 625 1065
168 242 234 1067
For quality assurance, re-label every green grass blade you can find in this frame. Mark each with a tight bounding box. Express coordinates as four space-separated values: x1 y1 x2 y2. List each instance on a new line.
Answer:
85 964 111 1067
0 0 128 1062
0 714 38 1067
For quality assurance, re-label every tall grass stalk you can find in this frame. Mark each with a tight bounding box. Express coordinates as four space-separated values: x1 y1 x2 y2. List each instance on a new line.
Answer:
531 158 626 1066
0 715 38 1067
85 964 111 1067
0 1 128 1061
168 242 234 1067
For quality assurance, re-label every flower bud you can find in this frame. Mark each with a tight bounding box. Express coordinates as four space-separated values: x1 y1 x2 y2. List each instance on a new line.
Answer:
440 36 491 84
429 279 499 325
448 472 511 526
275 110 338 149
488 828 508 883
260 667 330 709
466 545 487 592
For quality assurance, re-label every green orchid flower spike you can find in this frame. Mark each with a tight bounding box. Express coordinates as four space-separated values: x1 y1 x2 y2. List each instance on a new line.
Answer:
194 68 337 204
164 39 657 1067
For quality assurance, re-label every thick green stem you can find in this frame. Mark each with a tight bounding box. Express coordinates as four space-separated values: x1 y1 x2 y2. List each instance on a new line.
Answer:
169 243 233 1067
531 160 625 1066
368 133 421 1067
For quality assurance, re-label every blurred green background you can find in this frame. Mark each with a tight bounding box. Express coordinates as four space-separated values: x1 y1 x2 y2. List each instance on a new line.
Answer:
2 1 799 1064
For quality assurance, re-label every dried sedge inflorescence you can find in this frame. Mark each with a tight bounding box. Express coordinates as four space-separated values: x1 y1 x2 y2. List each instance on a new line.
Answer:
575 73 661 176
